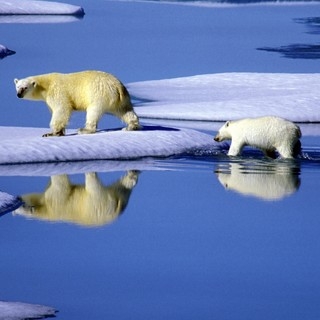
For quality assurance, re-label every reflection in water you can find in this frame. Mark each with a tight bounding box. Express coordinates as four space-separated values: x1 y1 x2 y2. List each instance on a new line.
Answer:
215 161 300 201
0 191 21 217
257 16 320 59
15 171 139 227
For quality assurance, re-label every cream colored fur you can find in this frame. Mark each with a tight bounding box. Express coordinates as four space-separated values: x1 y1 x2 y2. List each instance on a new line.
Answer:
14 70 140 137
14 171 139 227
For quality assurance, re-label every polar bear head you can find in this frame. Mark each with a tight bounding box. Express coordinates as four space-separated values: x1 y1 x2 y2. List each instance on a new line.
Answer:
214 120 232 142
14 77 37 99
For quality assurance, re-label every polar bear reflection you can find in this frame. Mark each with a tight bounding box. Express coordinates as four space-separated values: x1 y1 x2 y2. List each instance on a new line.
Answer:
215 162 300 201
15 171 139 227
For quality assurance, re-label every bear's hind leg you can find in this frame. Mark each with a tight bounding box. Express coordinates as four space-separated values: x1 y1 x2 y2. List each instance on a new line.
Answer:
78 126 97 135
121 110 140 131
277 140 301 159
79 107 103 134
276 145 296 159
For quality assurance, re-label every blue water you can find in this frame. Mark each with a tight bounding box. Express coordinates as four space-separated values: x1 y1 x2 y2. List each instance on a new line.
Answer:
1 1 320 319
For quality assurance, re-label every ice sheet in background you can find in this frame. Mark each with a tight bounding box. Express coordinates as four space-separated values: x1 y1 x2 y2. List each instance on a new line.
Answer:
0 0 84 15
0 0 84 23
129 73 320 123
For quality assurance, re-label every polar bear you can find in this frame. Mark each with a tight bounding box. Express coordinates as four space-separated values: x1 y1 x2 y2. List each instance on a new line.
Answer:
14 70 140 137
214 116 301 159
14 171 139 227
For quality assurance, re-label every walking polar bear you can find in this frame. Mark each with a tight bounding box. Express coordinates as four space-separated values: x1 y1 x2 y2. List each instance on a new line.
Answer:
14 70 140 137
214 116 301 159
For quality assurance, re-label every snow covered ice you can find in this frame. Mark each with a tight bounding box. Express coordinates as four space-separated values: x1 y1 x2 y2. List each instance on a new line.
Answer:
0 300 56 320
129 73 320 123
0 0 84 16
0 125 219 165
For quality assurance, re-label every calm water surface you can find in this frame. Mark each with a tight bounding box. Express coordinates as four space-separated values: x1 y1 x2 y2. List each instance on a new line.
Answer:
0 1 320 319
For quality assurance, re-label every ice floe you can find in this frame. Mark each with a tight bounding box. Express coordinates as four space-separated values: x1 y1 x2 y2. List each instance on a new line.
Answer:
0 0 84 16
0 300 56 320
0 125 220 165
129 73 320 123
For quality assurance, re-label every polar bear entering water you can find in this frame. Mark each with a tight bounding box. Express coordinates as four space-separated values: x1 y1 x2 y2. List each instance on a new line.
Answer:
14 70 140 137
214 116 301 159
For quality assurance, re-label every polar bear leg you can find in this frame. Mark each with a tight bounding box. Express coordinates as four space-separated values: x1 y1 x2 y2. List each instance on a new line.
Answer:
276 145 295 159
44 108 71 137
120 170 139 189
78 107 104 134
121 110 140 131
85 172 102 191
228 140 243 156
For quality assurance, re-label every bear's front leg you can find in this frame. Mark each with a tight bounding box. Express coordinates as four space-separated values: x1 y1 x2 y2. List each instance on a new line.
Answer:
44 106 70 137
42 129 65 137
228 140 243 157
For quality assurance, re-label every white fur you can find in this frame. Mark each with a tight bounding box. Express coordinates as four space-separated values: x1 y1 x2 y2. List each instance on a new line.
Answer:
214 116 301 159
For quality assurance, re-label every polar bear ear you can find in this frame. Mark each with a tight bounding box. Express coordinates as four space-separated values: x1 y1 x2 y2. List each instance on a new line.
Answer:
226 121 230 127
14 78 19 84
32 81 37 87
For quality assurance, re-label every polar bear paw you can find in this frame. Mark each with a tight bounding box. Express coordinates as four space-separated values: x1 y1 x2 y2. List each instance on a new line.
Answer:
122 123 141 131
78 128 96 135
42 129 65 137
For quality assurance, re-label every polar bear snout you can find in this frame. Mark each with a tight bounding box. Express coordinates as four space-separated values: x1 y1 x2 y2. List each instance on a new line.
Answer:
17 90 24 98
214 134 222 142
16 86 27 98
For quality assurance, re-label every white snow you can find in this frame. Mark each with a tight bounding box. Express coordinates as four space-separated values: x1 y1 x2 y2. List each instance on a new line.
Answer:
0 0 84 15
0 301 56 320
129 73 320 123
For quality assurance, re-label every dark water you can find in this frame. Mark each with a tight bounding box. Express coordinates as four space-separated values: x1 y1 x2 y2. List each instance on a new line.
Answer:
1 1 320 319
